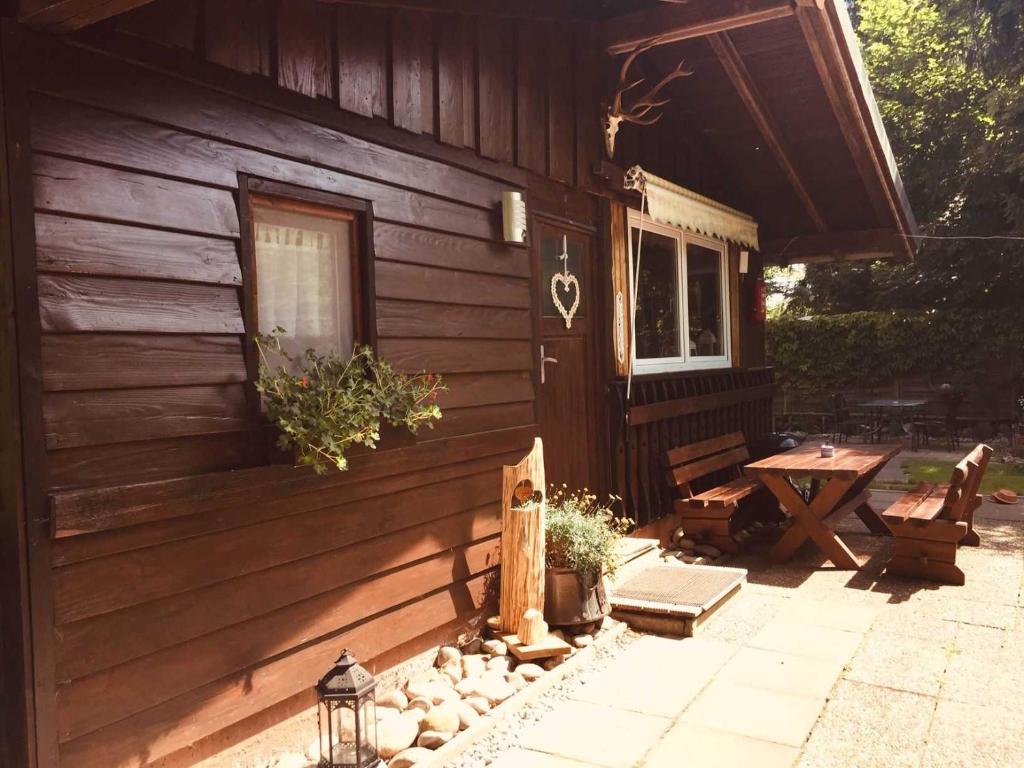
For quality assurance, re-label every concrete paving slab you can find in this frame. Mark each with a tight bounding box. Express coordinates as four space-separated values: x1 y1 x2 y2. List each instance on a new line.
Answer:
717 646 843 701
774 598 878 634
488 750 598 768
642 721 798 768
845 629 951 696
922 698 1024 768
520 700 670 768
680 679 823 748
747 619 863 664
796 680 935 768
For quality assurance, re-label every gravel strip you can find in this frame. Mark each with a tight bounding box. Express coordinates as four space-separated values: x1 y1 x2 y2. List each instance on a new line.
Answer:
445 628 643 768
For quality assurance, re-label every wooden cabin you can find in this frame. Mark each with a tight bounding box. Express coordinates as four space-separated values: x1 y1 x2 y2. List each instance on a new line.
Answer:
0 1 915 766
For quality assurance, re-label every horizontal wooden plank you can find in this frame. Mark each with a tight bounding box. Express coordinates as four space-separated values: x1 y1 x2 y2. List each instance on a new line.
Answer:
31 98 498 240
42 333 247 391
34 214 241 285
375 299 532 340
375 260 531 309
50 426 534 544
57 533 499 740
53 468 500 623
59 571 492 767
379 339 533 374
33 155 239 238
56 501 501 682
428 402 535 439
47 432 261 491
665 431 747 468
44 385 248 450
38 274 244 333
436 372 534 410
670 446 749 486
374 222 529 277
629 384 776 426
29 48 511 209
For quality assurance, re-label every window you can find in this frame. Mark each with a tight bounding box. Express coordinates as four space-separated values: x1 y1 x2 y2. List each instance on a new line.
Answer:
627 209 730 373
248 187 370 363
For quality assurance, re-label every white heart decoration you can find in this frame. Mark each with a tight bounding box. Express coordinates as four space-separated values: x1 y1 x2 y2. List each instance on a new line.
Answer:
550 272 580 329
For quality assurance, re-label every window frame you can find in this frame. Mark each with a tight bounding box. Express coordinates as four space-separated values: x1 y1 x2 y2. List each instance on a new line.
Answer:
626 208 731 374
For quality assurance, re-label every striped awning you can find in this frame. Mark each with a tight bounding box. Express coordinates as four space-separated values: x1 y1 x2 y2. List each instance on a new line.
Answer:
624 166 760 250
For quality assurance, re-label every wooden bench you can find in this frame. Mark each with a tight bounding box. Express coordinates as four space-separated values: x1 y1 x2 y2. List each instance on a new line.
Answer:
665 432 768 554
882 443 992 585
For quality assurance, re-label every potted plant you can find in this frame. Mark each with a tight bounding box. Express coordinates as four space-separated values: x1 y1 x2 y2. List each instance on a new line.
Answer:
544 487 632 628
255 328 445 474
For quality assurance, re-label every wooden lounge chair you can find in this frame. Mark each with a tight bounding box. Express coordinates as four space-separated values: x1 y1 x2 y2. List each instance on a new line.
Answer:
882 443 992 585
665 432 768 554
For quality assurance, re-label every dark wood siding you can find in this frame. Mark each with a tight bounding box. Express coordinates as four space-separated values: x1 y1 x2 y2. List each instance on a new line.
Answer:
20 27 537 768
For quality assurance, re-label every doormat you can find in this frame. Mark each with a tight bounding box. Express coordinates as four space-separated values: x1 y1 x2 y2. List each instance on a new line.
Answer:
611 564 746 617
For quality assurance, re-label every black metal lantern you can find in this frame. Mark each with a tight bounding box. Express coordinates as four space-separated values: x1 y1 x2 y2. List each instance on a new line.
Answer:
315 650 382 768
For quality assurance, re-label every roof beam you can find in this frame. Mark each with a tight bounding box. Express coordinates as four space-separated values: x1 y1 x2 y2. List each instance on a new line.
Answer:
760 228 900 263
707 32 828 233
17 0 156 31
794 0 916 258
604 0 795 55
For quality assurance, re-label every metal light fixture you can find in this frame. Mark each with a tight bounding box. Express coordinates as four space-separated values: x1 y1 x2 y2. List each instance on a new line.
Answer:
315 650 382 768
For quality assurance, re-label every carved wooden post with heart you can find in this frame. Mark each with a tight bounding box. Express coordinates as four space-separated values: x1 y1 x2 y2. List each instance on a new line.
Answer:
499 437 546 635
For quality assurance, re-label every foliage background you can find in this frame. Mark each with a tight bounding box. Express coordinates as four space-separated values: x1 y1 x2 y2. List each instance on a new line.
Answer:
768 0 1024 409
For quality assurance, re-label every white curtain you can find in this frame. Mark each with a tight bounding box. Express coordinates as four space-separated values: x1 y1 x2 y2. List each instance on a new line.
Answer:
255 214 353 362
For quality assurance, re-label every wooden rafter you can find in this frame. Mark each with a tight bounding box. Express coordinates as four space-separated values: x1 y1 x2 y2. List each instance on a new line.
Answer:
17 0 158 31
707 32 828 233
760 228 900 263
604 0 795 55
794 0 916 258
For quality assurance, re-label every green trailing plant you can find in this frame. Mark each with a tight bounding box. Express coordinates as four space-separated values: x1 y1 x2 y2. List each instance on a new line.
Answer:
255 328 445 474
545 487 633 578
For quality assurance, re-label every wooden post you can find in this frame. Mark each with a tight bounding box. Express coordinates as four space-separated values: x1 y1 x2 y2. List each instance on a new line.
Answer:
499 437 546 634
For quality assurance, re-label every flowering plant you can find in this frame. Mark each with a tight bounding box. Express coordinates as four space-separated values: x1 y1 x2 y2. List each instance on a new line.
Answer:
255 328 445 474
545 487 633 578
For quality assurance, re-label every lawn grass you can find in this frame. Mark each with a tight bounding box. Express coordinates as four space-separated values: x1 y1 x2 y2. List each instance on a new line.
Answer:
873 458 1024 494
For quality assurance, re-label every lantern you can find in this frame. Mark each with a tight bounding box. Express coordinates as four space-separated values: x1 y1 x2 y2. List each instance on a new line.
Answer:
315 650 382 768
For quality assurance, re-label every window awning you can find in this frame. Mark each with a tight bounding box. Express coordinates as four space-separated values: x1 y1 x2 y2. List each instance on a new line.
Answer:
624 166 760 250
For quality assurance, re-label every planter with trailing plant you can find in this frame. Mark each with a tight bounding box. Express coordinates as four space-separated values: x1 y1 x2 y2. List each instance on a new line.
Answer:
255 328 445 474
544 488 632 628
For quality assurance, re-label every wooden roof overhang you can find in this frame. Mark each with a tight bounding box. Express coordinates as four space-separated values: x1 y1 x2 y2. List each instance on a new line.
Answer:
603 0 918 263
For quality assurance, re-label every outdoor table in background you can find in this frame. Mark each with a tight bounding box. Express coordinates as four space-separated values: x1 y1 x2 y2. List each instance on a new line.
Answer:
857 398 928 442
744 443 901 570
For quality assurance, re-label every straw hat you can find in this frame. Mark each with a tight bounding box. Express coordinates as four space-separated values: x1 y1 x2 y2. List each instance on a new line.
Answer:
992 489 1020 505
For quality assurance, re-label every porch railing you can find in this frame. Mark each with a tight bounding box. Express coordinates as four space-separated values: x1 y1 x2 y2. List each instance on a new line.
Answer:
610 367 775 528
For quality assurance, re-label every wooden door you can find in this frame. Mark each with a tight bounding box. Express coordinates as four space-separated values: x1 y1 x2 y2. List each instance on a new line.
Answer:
533 219 598 491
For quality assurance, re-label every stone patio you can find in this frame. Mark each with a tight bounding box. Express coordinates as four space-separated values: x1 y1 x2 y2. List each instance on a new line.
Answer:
486 491 1024 768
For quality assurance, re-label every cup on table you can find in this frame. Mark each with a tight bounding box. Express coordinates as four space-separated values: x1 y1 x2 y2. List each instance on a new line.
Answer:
820 444 835 458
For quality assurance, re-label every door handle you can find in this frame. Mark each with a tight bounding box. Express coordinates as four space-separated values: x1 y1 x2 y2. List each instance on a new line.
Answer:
540 344 558 385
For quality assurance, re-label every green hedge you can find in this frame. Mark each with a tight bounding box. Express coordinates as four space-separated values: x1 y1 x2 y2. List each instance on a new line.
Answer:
766 310 1024 393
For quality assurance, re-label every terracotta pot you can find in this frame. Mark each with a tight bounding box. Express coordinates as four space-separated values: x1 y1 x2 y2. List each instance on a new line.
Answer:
544 567 609 628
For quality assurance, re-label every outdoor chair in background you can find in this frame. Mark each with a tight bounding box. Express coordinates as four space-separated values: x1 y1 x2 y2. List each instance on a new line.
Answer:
830 393 875 443
910 389 965 450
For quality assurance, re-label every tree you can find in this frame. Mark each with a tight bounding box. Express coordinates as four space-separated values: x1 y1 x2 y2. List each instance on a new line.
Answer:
781 0 1024 315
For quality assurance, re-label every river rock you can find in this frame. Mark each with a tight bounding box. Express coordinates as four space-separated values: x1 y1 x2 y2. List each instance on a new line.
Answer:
516 663 544 681
376 705 400 721
460 637 483 655
455 700 480 730
464 696 491 714
455 676 478 697
461 654 487 678
378 690 408 711
486 655 512 673
436 646 462 667
401 708 427 726
406 696 433 713
481 639 507 656
406 681 456 705
695 544 721 558
377 716 419 759
417 730 454 750
473 674 515 704
270 753 309 768
675 551 698 564
542 656 565 671
388 747 435 768
420 702 459 734
506 672 528 692
571 634 593 648
440 661 462 685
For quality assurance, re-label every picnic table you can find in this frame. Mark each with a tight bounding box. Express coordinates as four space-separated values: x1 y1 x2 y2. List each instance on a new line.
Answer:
745 443 901 570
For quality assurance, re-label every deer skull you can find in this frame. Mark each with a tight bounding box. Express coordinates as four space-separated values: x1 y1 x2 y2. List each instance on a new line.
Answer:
603 38 693 159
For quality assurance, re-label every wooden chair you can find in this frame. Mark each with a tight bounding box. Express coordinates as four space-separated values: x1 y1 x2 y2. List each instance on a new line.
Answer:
665 432 768 554
882 443 992 585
